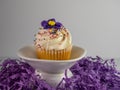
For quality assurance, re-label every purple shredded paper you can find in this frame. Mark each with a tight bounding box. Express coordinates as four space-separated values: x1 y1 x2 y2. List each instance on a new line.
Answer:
0 58 55 90
57 56 120 90
0 57 120 90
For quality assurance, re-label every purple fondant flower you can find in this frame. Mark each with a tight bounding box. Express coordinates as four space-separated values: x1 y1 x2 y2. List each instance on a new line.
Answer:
41 18 62 29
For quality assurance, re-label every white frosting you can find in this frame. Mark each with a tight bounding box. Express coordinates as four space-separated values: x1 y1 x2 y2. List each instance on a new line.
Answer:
34 28 72 50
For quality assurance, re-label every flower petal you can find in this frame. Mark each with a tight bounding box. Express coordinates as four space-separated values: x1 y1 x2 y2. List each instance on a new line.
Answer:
41 20 47 28
48 18 56 22
55 22 62 29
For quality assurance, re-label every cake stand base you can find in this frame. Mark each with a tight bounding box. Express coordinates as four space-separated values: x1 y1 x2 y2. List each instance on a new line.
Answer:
40 70 72 88
41 72 65 88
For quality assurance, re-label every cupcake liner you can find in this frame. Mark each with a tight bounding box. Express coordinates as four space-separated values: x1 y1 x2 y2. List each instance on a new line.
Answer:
36 45 72 60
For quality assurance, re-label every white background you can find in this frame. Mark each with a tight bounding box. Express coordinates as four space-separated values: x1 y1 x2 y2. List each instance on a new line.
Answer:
0 0 120 59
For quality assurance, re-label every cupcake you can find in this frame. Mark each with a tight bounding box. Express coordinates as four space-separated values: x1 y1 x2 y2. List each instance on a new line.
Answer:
34 18 72 60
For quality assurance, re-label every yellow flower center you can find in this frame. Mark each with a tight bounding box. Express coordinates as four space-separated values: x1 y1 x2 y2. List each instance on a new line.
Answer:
48 21 55 26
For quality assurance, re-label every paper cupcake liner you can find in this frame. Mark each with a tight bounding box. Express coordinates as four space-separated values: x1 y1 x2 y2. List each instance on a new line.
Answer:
36 45 72 60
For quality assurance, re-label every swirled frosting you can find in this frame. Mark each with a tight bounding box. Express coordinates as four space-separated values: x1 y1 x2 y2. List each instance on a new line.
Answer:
34 27 72 50
34 18 72 50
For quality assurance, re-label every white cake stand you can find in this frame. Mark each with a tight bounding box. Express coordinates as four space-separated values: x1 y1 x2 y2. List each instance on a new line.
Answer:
17 45 86 87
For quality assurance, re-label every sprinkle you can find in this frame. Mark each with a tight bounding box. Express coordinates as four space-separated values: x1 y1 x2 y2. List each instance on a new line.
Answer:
66 32 69 36
38 44 41 48
39 27 43 30
64 29 67 32
38 32 42 35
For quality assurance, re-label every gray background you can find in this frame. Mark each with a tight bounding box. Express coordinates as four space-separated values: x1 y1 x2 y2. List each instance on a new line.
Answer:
0 0 120 59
